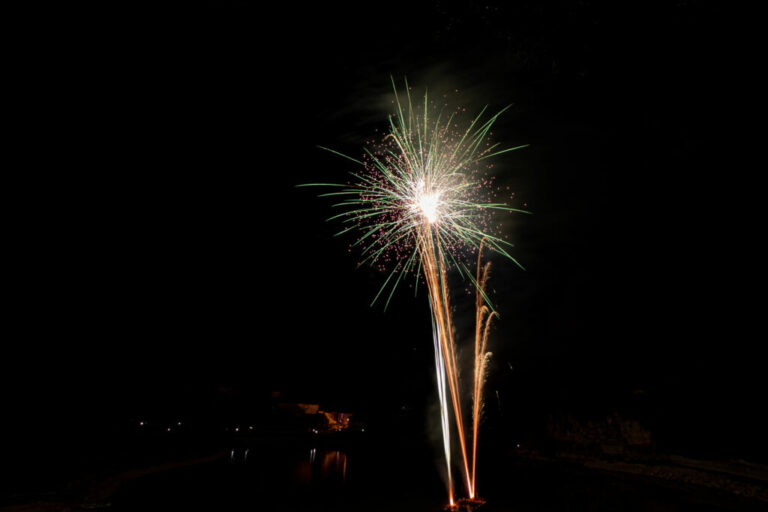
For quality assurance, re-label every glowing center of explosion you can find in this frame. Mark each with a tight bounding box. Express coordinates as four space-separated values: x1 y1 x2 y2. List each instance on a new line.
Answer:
414 190 441 224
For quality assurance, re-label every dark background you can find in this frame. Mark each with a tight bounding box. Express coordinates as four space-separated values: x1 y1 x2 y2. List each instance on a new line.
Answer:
7 0 762 471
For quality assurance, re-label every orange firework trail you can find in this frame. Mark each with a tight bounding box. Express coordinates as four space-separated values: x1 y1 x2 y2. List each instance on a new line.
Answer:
469 241 497 499
301 78 527 505
420 223 472 497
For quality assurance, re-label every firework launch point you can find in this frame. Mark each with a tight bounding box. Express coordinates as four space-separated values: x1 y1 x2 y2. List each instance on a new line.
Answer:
445 497 486 511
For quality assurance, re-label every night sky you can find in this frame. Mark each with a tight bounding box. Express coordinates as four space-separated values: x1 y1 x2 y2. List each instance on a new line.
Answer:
8 1 762 461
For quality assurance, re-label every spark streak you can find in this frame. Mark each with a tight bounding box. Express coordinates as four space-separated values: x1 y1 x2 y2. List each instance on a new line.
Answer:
431 302 453 504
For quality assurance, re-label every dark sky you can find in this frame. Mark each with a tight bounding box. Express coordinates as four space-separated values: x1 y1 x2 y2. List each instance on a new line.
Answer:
9 1 761 457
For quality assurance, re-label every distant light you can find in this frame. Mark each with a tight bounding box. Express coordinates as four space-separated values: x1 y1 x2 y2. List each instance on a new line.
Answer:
177 422 181 426
362 428 365 432
167 427 171 432
235 427 239 432
139 421 144 426
248 426 253 430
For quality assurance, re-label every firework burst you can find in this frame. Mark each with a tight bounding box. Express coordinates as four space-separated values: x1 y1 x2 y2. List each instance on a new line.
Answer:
301 78 527 504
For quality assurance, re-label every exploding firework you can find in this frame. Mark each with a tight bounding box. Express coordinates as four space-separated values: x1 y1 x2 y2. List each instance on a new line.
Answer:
301 78 527 505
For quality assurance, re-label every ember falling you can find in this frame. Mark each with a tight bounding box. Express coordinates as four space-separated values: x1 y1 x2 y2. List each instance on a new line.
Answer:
306 80 527 505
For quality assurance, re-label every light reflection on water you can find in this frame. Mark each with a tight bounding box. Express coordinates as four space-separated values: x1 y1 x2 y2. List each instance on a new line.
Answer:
296 449 348 485
230 445 348 487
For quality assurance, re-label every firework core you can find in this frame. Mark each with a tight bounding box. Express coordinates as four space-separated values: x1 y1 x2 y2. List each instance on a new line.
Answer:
412 188 441 224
